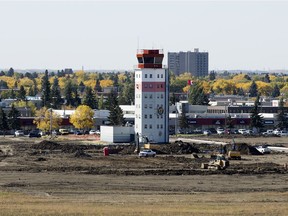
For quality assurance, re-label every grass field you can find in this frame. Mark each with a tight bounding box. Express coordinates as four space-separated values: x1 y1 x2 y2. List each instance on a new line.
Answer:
1 191 287 216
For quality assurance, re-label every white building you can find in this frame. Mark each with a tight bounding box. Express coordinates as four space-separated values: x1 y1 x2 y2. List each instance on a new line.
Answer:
134 49 169 143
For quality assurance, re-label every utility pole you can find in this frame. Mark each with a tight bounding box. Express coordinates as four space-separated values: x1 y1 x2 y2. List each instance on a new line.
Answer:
50 108 52 139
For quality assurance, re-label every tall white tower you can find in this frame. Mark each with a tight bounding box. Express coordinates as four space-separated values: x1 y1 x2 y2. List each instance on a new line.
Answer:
134 49 169 143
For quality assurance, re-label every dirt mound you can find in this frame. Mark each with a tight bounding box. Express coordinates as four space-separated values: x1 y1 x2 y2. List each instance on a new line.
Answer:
33 140 61 150
74 150 92 158
154 141 199 154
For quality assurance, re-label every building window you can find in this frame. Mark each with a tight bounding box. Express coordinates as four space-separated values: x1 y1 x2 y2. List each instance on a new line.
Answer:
160 124 163 129
149 104 153 109
144 124 147 129
145 74 147 78
149 114 152 118
157 124 159 129
149 84 153 88
144 114 147 119
161 94 163 98
161 74 163 78
144 104 147 108
149 125 152 129
144 84 148 88
150 74 152 78
157 74 159 78
160 84 163 88
144 94 147 98
149 94 153 99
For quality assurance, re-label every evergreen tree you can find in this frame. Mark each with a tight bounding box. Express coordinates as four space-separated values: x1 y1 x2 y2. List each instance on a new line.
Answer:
0 71 5 76
263 74 271 83
51 77 62 109
73 87 81 108
28 87 34 96
64 80 73 106
250 95 264 132
41 70 51 107
82 86 97 109
0 80 8 89
6 67 14 77
170 92 178 105
248 81 258 97
209 71 216 81
271 84 280 98
277 97 288 130
95 79 102 92
107 92 125 126
179 109 189 131
0 108 9 136
18 85 26 101
8 104 20 135
118 83 134 105
188 82 209 105
10 89 16 99
237 88 245 96
78 81 86 93
98 94 104 109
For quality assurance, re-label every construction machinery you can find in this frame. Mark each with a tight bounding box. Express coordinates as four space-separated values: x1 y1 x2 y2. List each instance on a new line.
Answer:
201 154 229 170
227 137 241 160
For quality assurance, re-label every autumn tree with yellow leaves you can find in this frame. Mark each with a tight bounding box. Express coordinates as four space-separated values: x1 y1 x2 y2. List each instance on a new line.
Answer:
33 107 62 132
70 105 94 130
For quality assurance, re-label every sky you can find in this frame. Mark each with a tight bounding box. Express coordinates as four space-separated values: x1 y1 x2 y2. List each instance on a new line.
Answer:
0 0 288 71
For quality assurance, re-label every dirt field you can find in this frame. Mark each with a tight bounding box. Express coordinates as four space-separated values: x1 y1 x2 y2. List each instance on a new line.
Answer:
0 135 287 215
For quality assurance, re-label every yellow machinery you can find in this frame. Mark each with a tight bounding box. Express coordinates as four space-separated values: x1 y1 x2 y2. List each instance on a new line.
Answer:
227 150 241 160
201 154 229 170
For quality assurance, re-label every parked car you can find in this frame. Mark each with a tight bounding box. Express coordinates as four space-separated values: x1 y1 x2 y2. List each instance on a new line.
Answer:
29 130 41 138
216 128 225 135
203 130 211 135
139 149 156 158
74 130 82 135
59 129 69 135
256 145 271 154
15 130 24 136
89 130 100 135
262 129 274 136
276 131 288 136
238 129 247 134
208 128 217 134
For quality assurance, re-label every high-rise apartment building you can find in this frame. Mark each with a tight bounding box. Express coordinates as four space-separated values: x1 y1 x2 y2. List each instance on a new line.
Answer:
134 49 169 143
168 49 209 77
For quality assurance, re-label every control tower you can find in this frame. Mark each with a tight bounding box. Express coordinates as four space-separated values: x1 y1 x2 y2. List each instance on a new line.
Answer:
134 49 169 143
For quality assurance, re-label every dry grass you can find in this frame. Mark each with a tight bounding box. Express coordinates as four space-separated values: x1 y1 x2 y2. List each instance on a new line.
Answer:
0 191 287 216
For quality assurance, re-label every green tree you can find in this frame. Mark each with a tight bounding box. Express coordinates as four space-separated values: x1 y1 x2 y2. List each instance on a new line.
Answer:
98 94 104 109
6 67 14 77
226 115 234 130
250 95 264 132
209 71 216 81
8 105 21 135
276 97 288 130
248 81 258 97
179 110 189 132
73 87 81 107
118 83 134 105
188 82 209 105
0 108 9 136
64 80 73 106
107 92 125 126
271 84 280 98
70 105 94 130
82 86 97 109
18 85 26 101
51 77 62 109
263 74 270 83
41 70 51 107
